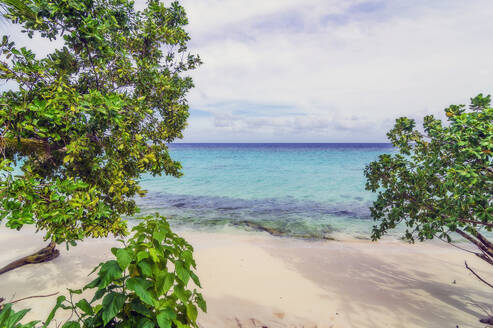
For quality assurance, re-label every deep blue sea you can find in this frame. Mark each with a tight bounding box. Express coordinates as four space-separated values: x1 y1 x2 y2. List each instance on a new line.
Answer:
136 143 395 240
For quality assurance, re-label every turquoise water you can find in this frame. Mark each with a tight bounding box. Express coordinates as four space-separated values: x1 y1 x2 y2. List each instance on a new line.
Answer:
137 143 394 239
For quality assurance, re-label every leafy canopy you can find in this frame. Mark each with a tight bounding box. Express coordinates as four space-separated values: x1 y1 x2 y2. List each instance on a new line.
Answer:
0 0 201 243
365 94 493 263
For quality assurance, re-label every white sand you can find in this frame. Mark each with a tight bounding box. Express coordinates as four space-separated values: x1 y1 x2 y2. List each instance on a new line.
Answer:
0 227 492 328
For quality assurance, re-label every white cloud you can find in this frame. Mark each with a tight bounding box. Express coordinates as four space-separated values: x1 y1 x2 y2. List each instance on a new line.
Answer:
2 1 492 142
179 0 493 142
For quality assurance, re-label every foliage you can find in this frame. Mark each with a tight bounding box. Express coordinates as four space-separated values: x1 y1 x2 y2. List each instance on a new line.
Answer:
365 94 493 264
0 0 201 243
0 0 37 21
44 216 206 328
0 304 39 328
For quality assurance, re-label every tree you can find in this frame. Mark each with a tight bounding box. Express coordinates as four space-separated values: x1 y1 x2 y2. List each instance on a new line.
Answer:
0 0 201 272
0 0 37 21
365 94 493 283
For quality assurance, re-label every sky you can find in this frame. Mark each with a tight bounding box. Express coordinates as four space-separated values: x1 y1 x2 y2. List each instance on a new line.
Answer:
2 0 493 142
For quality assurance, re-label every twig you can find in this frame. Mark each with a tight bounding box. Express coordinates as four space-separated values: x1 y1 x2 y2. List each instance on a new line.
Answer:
434 234 480 256
10 292 59 304
465 261 493 289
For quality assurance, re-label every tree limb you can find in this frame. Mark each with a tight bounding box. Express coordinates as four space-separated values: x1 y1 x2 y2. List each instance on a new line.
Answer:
465 261 493 289
455 229 493 265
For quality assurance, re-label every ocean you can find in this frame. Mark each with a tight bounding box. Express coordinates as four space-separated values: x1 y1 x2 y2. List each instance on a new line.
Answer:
136 143 395 240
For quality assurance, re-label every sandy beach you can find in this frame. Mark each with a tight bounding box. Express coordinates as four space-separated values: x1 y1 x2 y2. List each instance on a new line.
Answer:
0 227 492 328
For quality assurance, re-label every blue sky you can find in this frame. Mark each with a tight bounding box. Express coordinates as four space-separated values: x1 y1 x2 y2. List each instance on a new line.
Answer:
3 0 493 142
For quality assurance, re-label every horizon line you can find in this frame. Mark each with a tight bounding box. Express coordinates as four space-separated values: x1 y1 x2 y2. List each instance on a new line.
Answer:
171 142 393 144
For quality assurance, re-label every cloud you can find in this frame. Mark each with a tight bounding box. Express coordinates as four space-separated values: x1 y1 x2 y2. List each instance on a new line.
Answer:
2 1 492 142
179 0 493 142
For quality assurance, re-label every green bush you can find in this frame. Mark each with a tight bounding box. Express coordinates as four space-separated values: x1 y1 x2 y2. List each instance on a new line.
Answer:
0 304 39 328
44 216 206 328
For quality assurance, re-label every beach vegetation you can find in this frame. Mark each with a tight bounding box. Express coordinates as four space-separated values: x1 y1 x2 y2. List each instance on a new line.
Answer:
365 93 493 284
0 0 200 272
46 217 205 328
0 216 206 327
0 303 39 328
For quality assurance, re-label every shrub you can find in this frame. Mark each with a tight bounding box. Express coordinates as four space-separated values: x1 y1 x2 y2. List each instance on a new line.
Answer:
0 304 39 328
44 216 206 328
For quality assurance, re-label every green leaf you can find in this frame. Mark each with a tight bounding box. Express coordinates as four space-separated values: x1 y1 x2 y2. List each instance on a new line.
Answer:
98 260 123 288
61 321 81 328
116 248 132 270
44 295 66 327
149 248 159 263
2 306 29 327
75 299 93 315
130 300 152 318
152 229 166 243
158 272 174 295
173 285 187 303
91 288 106 302
138 317 155 328
101 292 125 326
126 277 155 306
137 251 149 262
196 293 207 312
0 304 13 327
157 309 176 328
138 260 153 277
186 303 198 322
68 289 82 295
190 271 201 288
175 261 190 285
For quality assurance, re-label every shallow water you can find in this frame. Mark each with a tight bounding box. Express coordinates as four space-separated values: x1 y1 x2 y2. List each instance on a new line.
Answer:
136 143 395 239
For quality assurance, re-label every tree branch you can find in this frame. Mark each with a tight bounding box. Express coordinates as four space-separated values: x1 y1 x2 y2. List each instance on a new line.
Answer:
457 218 493 229
465 261 493 289
455 229 493 265
474 230 493 253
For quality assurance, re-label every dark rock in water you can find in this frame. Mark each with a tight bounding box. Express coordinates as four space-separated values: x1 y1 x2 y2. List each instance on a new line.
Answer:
232 220 335 240
234 220 286 237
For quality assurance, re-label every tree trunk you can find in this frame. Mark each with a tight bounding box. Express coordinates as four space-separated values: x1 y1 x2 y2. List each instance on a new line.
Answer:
0 241 59 275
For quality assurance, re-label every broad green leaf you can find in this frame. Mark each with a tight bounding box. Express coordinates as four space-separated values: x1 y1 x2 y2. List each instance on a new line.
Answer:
190 271 201 288
158 272 174 295
116 248 132 270
196 293 207 312
137 251 149 262
75 299 93 315
138 260 153 277
175 261 190 285
138 317 155 328
62 321 81 328
186 303 198 322
98 260 123 288
153 229 166 243
126 277 155 306
101 292 125 326
156 309 176 328
130 300 152 318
